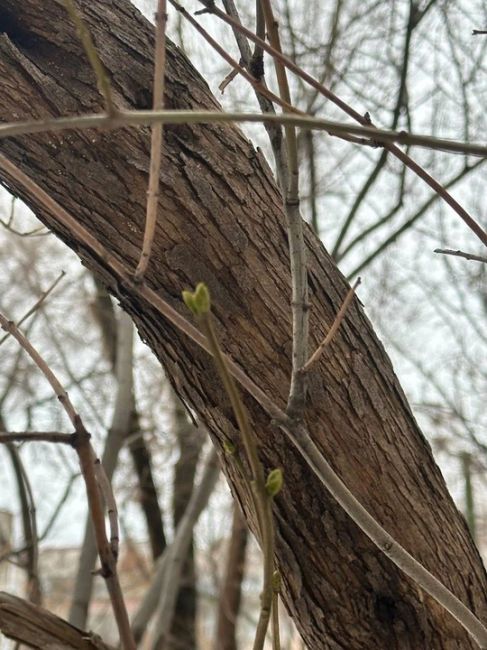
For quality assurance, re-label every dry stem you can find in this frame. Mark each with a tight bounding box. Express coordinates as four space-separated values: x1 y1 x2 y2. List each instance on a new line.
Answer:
301 278 361 373
134 0 167 281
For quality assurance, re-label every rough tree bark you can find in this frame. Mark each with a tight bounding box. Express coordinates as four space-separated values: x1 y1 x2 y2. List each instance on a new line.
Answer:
0 1 486 648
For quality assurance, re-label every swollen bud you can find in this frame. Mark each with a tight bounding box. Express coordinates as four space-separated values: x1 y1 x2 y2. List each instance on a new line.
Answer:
182 282 211 316
223 440 236 455
265 468 283 497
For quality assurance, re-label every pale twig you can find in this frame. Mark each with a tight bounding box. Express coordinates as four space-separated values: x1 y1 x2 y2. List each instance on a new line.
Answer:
4 109 487 159
271 571 281 650
434 248 487 264
301 278 361 374
94 459 120 559
259 0 308 421
134 0 167 281
0 270 65 347
2 155 487 647
62 0 115 116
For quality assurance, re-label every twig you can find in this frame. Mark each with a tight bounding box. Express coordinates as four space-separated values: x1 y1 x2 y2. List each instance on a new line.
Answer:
0 431 75 444
4 109 487 159
259 0 308 421
168 1 298 116
301 278 361 373
434 248 487 264
2 155 487 648
0 270 65 347
62 0 115 116
272 571 281 650
94 459 120 559
134 0 167 281
472 30 487 35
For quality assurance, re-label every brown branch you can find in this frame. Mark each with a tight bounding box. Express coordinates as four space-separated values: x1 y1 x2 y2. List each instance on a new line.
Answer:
134 0 167 281
0 431 75 444
2 155 487 647
0 591 115 650
301 278 361 373
0 270 65 347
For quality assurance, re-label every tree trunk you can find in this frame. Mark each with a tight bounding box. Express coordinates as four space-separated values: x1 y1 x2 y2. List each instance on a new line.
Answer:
167 390 204 650
215 504 248 650
0 1 486 647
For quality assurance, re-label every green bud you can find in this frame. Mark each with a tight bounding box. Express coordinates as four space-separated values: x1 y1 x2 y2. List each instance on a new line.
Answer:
182 283 211 316
272 570 281 592
193 282 210 314
265 468 283 497
182 290 197 314
223 440 236 455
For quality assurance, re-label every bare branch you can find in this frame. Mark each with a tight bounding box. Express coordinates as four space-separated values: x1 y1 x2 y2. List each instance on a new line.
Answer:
301 278 361 373
0 270 65 347
434 249 487 264
0 591 114 650
134 0 167 281
0 431 75 444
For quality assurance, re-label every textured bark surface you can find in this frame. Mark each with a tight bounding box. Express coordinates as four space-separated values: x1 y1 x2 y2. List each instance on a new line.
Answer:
0 1 486 648
0 591 114 650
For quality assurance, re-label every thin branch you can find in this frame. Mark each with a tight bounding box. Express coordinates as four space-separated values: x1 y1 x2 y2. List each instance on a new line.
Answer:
134 0 167 281
62 0 115 116
192 291 276 650
94 459 120 559
434 249 487 264
2 155 487 647
0 270 65 347
0 431 75 444
301 278 361 373
3 109 487 159
259 0 308 421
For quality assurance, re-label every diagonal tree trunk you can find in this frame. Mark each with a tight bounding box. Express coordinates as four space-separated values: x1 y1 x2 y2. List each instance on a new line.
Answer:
0 1 486 647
